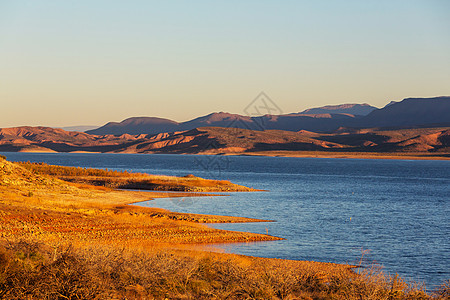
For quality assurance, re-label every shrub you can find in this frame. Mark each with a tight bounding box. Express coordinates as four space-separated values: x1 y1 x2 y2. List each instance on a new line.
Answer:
435 280 450 299
0 240 442 299
16 161 143 178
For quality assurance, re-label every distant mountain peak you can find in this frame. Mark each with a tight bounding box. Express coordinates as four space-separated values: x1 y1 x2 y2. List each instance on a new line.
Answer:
86 116 179 135
300 103 377 116
120 116 179 125
60 125 100 132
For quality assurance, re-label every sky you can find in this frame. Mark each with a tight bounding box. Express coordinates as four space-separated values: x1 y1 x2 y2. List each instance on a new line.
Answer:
1 0 449 127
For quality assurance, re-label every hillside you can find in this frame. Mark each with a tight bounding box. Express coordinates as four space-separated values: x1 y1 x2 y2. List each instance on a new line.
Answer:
0 126 147 152
131 127 450 154
360 97 450 128
1 125 449 157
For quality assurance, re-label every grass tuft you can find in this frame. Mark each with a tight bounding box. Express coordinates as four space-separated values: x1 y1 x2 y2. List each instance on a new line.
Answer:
16 161 258 192
0 240 444 299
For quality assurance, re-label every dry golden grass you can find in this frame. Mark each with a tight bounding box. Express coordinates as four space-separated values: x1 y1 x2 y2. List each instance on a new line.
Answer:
17 161 260 192
1 239 442 299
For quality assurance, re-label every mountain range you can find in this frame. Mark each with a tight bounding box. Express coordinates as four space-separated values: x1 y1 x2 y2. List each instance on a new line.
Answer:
0 96 449 156
86 97 450 135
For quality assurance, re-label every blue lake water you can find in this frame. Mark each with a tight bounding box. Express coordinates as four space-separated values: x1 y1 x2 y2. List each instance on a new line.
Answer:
2 152 449 288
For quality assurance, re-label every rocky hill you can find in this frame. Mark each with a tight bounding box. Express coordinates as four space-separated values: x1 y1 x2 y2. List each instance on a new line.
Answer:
0 126 147 152
1 125 449 155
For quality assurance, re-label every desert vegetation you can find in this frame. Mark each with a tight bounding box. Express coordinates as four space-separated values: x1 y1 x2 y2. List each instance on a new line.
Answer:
1 239 445 299
16 161 259 192
16 161 146 177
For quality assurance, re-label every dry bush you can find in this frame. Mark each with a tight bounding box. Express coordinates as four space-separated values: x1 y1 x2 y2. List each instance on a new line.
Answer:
0 241 104 299
16 161 252 192
434 280 450 299
17 161 144 178
0 239 445 299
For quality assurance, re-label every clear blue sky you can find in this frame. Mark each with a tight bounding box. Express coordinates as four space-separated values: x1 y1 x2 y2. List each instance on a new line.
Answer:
1 0 449 127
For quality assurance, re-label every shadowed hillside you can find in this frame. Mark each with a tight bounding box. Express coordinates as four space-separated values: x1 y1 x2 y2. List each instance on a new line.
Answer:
360 97 450 128
1 125 449 156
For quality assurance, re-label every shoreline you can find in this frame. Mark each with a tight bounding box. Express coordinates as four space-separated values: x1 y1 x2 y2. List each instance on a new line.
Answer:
127 192 278 225
3 150 450 161
224 151 450 160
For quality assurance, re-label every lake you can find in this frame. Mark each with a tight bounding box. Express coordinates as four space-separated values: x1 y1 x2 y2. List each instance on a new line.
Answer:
2 152 449 288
